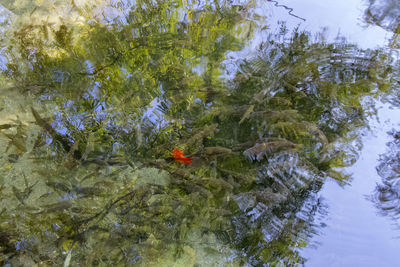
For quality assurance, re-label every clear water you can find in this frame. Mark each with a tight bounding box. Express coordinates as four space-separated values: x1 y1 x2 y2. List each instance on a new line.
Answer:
0 0 399 266
301 104 400 267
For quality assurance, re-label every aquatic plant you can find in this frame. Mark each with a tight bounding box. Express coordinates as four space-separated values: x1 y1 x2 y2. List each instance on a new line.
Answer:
0 0 396 265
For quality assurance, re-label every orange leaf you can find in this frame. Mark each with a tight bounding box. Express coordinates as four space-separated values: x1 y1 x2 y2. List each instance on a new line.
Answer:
171 149 193 165
172 148 185 159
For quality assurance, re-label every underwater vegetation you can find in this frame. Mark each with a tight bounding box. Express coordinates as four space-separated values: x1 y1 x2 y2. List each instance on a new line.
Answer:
0 0 398 266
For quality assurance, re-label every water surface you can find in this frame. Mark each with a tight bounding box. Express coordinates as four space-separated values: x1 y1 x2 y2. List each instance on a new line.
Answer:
0 0 399 266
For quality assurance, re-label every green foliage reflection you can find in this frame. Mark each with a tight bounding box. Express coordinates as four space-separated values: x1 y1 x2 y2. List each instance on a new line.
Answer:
0 1 396 266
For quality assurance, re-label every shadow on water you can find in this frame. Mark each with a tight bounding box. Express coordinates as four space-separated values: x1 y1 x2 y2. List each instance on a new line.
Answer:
0 0 398 266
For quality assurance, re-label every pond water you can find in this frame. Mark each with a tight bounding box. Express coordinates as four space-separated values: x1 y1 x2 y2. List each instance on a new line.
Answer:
268 1 400 266
0 0 399 266
300 104 400 267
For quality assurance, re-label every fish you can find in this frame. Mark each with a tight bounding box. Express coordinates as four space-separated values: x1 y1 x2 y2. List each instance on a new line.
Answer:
171 149 193 166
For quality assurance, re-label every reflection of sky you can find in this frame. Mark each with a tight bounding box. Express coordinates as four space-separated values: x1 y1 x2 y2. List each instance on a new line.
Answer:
0 5 12 71
268 0 400 266
272 0 390 48
300 103 400 267
224 0 391 79
264 0 390 49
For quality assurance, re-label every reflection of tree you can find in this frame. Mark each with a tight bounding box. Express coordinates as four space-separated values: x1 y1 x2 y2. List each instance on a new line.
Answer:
213 28 391 264
0 1 395 266
370 130 400 226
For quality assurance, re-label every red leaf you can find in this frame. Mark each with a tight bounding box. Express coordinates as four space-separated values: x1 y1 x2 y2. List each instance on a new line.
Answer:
171 149 193 165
